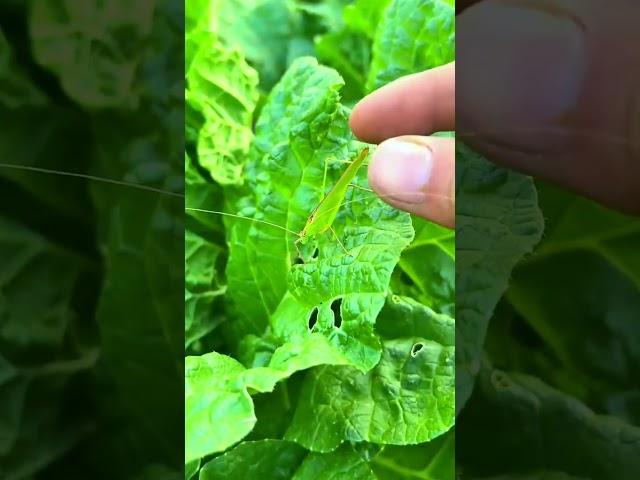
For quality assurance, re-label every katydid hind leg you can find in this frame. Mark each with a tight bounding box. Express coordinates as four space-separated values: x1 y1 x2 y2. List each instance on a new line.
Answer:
347 183 374 193
329 225 352 257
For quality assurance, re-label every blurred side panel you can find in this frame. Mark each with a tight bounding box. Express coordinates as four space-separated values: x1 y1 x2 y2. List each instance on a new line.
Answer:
456 0 640 478
0 1 184 478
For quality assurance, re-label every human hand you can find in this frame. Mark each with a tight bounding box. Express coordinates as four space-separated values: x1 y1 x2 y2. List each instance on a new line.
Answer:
352 0 640 229
456 0 640 216
350 63 455 229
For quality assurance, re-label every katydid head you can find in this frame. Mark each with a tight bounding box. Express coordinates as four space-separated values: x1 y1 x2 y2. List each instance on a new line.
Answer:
296 232 310 245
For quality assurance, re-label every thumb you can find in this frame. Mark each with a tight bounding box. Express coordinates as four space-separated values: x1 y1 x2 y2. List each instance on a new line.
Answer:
367 136 455 228
458 0 640 214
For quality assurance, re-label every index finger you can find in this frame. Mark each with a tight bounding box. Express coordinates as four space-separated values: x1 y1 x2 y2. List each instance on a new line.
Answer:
349 62 455 144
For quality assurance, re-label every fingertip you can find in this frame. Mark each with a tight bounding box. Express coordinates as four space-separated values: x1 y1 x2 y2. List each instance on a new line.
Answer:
349 65 455 144
368 136 455 229
349 98 371 143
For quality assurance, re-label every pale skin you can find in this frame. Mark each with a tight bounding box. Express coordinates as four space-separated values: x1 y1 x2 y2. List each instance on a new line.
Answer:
350 64 456 229
352 0 640 228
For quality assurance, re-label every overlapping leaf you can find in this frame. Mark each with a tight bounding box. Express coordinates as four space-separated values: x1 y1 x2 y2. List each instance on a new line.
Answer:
370 430 454 480
391 218 455 316
457 366 640 479
314 0 391 103
466 473 587 480
0 218 95 476
30 0 154 108
366 0 455 92
0 29 46 107
503 184 640 414
285 296 454 451
185 230 225 350
186 31 259 185
286 336 454 451
456 143 544 411
199 440 376 480
190 0 313 90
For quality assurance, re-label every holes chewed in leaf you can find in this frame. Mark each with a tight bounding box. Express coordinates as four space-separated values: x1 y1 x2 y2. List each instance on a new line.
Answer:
330 298 343 328
308 308 318 331
410 342 424 357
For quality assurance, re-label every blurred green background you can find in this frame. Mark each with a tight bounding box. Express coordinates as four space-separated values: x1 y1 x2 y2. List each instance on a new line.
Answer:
0 1 183 478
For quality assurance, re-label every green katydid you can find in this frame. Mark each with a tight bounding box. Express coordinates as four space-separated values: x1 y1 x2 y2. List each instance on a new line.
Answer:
187 145 452 261
186 147 370 261
293 146 370 258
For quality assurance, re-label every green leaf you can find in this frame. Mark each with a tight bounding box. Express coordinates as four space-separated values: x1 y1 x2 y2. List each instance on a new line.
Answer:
392 218 455 316
366 0 455 92
465 473 587 480
533 183 640 287
457 366 640 479
86 84 186 473
185 459 200 480
186 333 371 461
184 4 458 476
3 0 185 476
518 181 640 288
188 315 451 461
187 32 259 185
370 429 455 480
291 444 377 479
271 183 414 372
30 0 155 108
313 0 392 103
286 336 454 451
510 252 640 389
343 0 393 39
376 295 454 346
93 191 183 467
199 440 306 480
193 0 305 90
187 59 413 458
185 230 225 350
0 28 47 107
185 353 255 462
503 186 640 408
455 143 544 411
185 152 225 233
218 0 296 90
0 218 96 477
199 440 376 480
296 0 350 33
0 217 82 349
315 29 371 103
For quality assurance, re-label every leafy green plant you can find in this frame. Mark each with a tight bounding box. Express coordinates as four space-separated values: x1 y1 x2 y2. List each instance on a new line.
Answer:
185 0 456 477
456 179 640 479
